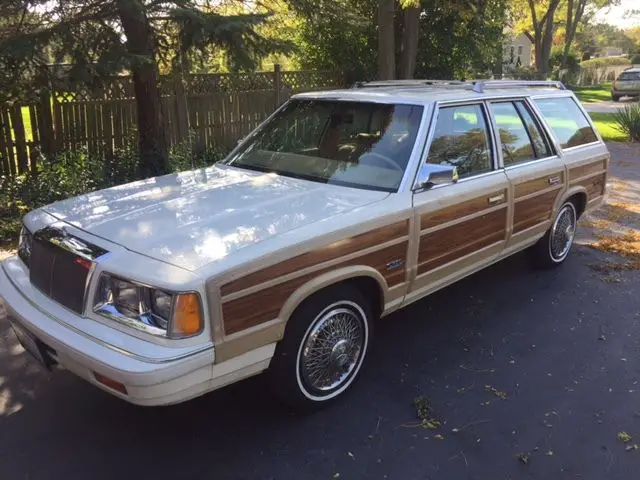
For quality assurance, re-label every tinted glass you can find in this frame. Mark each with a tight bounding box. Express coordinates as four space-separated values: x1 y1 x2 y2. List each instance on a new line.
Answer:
226 100 423 192
515 101 553 158
618 71 640 81
427 104 492 178
491 102 535 166
534 97 598 149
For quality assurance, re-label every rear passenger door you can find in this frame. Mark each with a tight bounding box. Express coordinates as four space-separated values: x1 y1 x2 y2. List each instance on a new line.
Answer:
408 102 510 302
488 99 566 255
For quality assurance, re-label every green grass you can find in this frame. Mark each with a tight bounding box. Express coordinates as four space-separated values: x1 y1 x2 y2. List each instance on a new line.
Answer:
573 84 613 104
588 112 627 142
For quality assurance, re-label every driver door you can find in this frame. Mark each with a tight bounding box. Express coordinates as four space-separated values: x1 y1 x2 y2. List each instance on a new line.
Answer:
407 102 511 303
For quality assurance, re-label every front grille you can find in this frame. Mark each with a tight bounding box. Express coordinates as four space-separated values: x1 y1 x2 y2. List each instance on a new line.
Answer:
29 227 108 315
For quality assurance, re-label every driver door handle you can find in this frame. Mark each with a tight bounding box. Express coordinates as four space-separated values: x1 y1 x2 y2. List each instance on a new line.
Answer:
488 193 505 205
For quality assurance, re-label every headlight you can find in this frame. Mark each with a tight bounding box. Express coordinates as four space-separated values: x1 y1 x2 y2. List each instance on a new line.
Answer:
18 226 33 267
93 273 203 338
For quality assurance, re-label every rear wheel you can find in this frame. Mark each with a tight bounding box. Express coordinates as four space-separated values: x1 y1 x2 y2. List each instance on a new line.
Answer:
529 201 577 269
612 94 620 102
268 284 373 411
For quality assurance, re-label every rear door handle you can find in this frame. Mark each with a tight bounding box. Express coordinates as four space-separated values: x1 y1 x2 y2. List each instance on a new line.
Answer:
548 175 561 185
488 193 505 205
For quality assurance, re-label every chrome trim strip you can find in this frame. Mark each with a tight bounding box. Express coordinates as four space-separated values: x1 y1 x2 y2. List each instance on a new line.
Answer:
2 262 213 364
503 155 560 170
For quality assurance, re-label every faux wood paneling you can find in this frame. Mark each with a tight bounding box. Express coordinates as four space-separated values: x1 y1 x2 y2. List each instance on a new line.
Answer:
222 241 408 335
417 208 507 275
420 190 506 229
574 173 606 200
569 159 606 182
513 189 559 233
514 172 564 198
221 220 409 297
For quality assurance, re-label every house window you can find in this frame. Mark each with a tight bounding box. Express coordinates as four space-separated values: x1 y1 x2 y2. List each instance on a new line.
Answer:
518 45 523 55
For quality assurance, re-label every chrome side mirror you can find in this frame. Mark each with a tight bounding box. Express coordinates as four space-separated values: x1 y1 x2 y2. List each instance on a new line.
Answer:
413 164 459 190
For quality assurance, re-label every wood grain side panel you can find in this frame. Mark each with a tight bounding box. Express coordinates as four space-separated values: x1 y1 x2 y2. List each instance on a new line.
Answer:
417 208 507 275
574 173 606 200
420 190 506 229
222 241 408 335
514 171 564 198
221 220 409 297
569 159 606 181
513 189 559 233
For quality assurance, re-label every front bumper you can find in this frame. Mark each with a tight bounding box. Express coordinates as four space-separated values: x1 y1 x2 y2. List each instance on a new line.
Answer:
612 88 640 97
0 257 273 406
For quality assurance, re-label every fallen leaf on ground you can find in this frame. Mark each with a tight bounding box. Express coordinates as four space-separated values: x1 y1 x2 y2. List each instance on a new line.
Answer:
618 432 633 443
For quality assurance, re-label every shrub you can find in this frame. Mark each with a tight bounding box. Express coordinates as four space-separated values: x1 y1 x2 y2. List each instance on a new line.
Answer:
630 54 640 65
505 66 543 80
612 104 640 142
580 57 631 69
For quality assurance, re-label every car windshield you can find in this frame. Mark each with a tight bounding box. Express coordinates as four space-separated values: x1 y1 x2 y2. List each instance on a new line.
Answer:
224 99 424 192
617 71 640 81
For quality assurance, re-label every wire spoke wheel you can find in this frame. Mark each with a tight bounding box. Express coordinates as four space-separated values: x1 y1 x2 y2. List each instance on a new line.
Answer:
298 304 366 395
549 203 576 262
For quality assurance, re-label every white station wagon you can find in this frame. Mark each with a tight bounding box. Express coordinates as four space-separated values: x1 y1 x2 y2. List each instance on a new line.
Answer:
1 80 609 409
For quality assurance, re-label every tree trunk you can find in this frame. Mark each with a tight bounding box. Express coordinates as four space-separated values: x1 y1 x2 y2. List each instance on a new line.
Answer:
377 0 396 80
561 0 586 68
116 0 168 178
528 0 561 77
399 6 420 79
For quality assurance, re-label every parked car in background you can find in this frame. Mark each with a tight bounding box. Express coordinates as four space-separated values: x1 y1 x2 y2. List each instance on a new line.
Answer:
0 79 609 410
611 67 640 101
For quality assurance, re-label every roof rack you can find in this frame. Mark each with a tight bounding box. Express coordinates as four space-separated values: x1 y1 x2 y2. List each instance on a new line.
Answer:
352 79 566 92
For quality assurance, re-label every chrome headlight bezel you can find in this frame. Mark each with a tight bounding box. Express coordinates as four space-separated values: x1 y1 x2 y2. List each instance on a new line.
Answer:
92 272 203 339
18 226 33 267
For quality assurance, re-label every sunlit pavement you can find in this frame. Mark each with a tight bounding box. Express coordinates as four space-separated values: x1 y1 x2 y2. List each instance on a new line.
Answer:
1 144 639 480
582 97 638 114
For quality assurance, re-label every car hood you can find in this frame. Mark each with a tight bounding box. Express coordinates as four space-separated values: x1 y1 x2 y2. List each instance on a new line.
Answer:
41 165 388 271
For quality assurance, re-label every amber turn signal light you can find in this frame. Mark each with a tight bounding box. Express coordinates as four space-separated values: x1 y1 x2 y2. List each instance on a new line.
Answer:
172 293 203 337
94 372 128 395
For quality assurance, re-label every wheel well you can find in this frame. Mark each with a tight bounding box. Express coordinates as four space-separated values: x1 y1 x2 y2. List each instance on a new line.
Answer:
343 276 384 320
566 192 587 219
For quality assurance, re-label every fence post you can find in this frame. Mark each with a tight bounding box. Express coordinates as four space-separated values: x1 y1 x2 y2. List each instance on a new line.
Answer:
38 72 55 160
174 73 190 144
274 64 282 107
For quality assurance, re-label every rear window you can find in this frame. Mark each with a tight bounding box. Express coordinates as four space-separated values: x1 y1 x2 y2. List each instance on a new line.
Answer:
617 71 640 81
534 97 598 149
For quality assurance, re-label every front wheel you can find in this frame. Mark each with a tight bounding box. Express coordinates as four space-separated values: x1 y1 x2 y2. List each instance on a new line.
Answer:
612 94 620 102
268 284 373 411
529 201 577 269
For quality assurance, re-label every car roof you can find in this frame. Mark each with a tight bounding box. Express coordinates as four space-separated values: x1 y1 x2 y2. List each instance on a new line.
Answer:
621 67 640 74
292 80 572 105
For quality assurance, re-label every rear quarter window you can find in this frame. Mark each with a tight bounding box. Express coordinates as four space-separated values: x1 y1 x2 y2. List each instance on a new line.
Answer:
533 97 599 149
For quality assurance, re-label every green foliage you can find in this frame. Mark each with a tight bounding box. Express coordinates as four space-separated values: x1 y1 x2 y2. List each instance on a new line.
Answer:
295 0 506 82
581 57 631 68
508 66 543 80
572 84 613 103
612 104 640 142
630 54 640 65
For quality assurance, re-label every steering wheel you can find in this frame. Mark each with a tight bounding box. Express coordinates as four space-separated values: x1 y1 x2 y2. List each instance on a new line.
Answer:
359 152 403 172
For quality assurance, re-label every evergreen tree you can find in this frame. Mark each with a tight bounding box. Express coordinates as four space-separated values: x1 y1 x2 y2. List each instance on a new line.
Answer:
0 0 293 177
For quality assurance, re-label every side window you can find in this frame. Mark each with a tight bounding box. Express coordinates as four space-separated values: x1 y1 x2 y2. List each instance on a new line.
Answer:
533 97 598 149
490 102 536 166
514 101 553 158
426 104 493 178
490 101 553 166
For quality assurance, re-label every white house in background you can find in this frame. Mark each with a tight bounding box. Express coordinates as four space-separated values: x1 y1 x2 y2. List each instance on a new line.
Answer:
503 32 534 69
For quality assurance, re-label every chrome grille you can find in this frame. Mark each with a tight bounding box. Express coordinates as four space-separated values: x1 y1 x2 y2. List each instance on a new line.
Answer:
29 227 108 315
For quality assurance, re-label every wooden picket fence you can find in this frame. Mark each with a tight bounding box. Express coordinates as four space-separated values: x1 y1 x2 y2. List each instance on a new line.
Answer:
0 66 344 177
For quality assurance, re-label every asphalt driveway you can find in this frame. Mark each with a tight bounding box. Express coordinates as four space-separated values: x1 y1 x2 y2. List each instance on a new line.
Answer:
1 144 639 480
